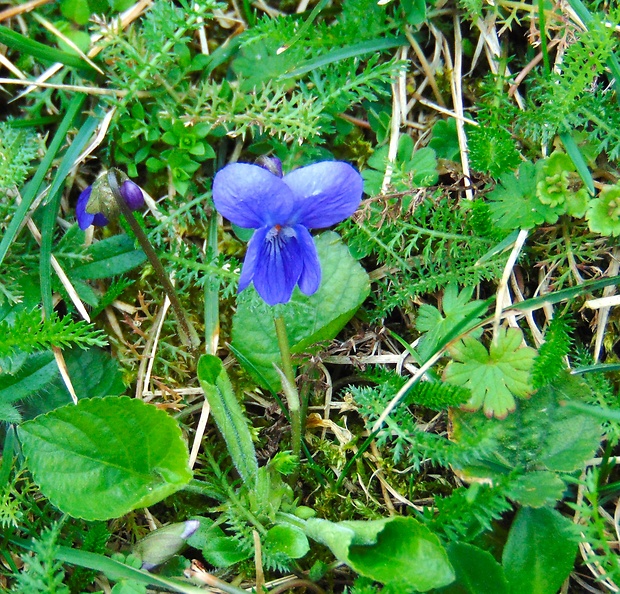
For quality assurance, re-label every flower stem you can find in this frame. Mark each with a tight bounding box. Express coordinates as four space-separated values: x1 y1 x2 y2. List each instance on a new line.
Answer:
274 315 302 461
107 170 200 350
204 210 220 354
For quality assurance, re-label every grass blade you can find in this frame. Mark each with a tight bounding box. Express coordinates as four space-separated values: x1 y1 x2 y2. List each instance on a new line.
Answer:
0 93 85 269
281 37 406 79
0 25 96 71
39 113 100 316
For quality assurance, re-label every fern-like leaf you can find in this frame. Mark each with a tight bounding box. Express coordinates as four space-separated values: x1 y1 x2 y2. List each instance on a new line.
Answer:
406 381 471 411
0 309 107 358
428 483 512 542
11 523 69 594
531 315 573 389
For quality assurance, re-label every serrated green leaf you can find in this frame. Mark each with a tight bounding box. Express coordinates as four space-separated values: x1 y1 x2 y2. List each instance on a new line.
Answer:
503 507 577 594
506 471 566 508
203 537 252 568
416 284 484 362
19 396 192 520
487 162 562 230
444 327 536 418
0 402 22 423
231 232 369 391
188 520 252 568
0 351 57 405
305 516 454 591
197 355 258 486
19 347 125 420
449 373 602 505
429 118 461 161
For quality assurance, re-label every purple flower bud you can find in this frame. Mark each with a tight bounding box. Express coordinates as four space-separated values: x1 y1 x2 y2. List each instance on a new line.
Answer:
134 520 201 571
76 186 109 230
255 155 283 178
180 519 200 540
121 180 146 211
75 171 145 230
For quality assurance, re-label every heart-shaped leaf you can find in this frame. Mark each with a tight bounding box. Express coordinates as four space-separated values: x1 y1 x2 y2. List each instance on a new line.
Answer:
19 396 191 520
231 232 369 391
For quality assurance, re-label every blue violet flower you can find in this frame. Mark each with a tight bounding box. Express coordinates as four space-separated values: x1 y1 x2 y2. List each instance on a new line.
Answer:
213 159 363 305
77 175 145 230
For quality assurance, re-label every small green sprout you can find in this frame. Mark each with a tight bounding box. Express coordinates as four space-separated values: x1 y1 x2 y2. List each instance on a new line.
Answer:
536 151 588 217
587 184 620 236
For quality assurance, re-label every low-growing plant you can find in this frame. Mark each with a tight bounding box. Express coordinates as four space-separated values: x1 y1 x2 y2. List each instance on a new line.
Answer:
1 0 620 592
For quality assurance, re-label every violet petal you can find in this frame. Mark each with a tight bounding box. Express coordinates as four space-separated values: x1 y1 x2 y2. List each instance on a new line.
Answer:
92 212 110 227
76 187 95 230
213 163 297 229
77 186 109 229
252 226 303 305
238 226 267 292
294 224 321 296
121 180 145 211
284 161 363 228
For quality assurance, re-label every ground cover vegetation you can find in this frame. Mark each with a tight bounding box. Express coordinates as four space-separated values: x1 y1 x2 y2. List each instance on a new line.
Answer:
0 0 620 591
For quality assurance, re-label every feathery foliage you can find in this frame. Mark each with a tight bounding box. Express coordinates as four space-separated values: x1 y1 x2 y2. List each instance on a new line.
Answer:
0 309 107 358
531 315 574 388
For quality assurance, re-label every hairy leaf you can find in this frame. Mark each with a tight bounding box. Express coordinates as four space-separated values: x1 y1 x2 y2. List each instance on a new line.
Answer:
503 507 577 594
450 373 602 506
197 354 258 486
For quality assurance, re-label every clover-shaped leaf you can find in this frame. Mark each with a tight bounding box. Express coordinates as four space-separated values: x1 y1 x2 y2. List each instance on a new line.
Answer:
443 327 536 418
487 162 562 230
416 284 484 362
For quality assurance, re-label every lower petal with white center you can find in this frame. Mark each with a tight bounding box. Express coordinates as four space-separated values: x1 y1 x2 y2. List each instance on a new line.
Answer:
252 225 304 306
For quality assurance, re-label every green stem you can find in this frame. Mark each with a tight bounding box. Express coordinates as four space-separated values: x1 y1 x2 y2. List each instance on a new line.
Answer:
274 315 302 461
204 211 220 354
107 171 200 351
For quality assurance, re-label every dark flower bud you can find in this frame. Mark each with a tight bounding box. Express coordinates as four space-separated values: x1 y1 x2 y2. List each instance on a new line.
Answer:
255 155 283 178
121 179 146 211
76 169 145 230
